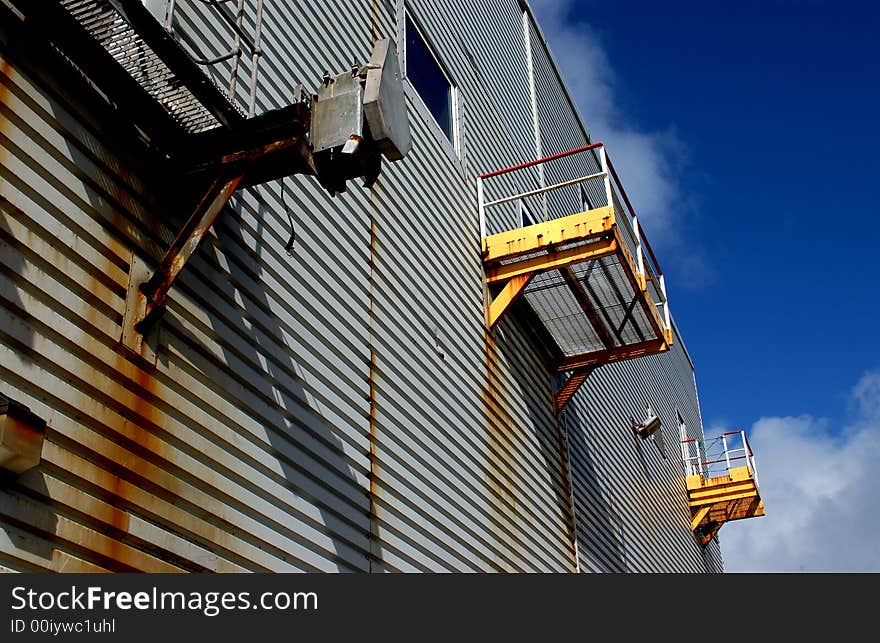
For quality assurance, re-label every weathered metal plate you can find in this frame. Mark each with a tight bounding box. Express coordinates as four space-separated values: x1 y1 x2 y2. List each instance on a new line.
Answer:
363 38 411 161
310 71 364 154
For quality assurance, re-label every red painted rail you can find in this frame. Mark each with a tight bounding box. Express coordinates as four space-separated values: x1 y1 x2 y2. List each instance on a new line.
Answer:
478 142 665 277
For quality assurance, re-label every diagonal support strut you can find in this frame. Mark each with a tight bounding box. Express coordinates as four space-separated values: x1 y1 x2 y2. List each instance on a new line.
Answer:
135 172 243 334
555 367 594 413
487 273 534 329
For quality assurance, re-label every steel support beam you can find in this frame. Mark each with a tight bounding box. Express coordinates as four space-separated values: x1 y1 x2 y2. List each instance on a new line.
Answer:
487 273 533 329
554 367 594 414
556 338 668 371
135 172 243 334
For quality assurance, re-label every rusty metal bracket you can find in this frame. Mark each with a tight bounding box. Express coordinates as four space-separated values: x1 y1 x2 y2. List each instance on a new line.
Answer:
121 172 243 360
137 172 243 333
555 367 594 414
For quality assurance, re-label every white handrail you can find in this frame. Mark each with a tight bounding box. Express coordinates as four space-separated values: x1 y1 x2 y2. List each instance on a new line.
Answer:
483 172 607 208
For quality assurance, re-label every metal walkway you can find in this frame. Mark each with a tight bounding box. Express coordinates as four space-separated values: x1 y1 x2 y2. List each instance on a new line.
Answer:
680 430 765 546
478 143 672 412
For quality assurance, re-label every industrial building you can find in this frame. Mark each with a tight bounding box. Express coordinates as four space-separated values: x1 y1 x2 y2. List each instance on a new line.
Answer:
0 0 763 572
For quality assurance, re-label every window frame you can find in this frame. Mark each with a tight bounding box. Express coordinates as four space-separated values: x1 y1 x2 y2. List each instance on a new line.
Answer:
400 7 461 155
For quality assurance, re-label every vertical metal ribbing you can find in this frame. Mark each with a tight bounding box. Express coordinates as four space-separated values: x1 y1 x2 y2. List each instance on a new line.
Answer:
522 8 547 221
246 0 264 117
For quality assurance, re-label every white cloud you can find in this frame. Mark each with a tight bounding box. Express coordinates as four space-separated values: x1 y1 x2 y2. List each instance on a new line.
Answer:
526 1 714 289
527 1 686 241
718 371 880 572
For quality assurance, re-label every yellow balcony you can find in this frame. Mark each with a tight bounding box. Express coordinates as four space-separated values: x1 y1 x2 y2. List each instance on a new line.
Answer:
478 143 673 411
681 431 765 546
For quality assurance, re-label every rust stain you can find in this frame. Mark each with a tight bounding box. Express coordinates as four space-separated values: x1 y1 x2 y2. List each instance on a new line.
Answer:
0 60 12 169
367 185 380 571
101 347 168 570
554 412 580 571
370 0 379 45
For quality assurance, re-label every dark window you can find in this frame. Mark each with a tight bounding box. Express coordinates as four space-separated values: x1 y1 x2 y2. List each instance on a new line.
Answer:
405 15 453 140
519 200 536 226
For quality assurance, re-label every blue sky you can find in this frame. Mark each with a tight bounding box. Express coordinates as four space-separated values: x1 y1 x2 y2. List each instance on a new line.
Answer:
528 0 880 571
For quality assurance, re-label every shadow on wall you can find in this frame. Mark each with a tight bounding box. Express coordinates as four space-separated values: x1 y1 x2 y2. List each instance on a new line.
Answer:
486 318 581 572
0 56 58 570
184 184 370 572
0 15 370 572
562 386 629 573
54 130 369 571
0 58 33 357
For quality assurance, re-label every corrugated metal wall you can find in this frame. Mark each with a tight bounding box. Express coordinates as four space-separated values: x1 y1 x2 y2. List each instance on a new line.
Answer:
0 0 719 572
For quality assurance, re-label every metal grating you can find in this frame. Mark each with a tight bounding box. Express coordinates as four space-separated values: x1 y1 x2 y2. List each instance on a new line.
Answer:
573 256 653 346
524 270 604 355
521 252 661 360
60 0 241 133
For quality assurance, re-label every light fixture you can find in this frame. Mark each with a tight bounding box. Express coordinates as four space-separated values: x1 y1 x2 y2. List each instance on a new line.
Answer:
0 394 46 477
631 406 662 439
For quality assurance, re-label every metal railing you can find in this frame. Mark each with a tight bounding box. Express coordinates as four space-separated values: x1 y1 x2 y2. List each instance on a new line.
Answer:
159 0 265 117
477 143 671 335
680 430 760 487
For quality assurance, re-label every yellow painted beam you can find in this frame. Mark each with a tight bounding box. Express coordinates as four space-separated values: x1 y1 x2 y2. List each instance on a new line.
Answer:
728 466 756 482
485 237 617 283
687 467 757 490
686 470 765 543
613 227 670 346
691 505 711 531
487 273 533 329
688 478 760 496
616 227 647 293
482 206 614 263
688 489 760 507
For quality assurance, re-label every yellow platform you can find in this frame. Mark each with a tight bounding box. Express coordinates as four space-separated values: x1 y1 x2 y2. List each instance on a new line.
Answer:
686 465 765 546
482 206 672 411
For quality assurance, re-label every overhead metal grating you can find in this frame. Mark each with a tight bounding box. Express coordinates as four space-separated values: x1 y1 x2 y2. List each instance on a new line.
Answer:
58 0 244 133
478 143 673 412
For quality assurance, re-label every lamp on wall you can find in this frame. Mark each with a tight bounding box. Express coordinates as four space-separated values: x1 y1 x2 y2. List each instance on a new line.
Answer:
0 394 46 477
631 406 662 439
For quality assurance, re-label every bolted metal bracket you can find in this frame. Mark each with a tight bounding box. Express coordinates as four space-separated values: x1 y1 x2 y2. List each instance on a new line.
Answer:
121 253 161 367
120 171 241 360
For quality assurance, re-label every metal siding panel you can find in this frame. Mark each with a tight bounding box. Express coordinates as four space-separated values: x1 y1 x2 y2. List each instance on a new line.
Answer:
517 11 718 572
0 0 719 573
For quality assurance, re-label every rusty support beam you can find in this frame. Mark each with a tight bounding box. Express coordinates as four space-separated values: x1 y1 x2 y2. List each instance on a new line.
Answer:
554 367 594 414
556 337 668 372
487 273 533 329
135 173 243 333
698 523 722 547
